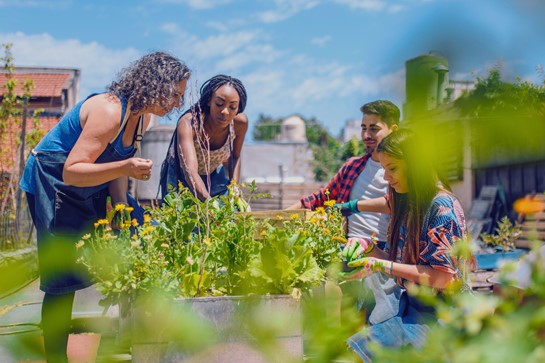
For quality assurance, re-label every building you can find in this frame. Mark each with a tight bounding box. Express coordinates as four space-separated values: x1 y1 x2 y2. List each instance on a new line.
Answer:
240 115 314 184
0 66 80 175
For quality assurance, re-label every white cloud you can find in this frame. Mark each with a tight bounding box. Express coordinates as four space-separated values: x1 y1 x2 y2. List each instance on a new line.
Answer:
311 36 331 47
0 0 69 7
0 32 140 96
334 0 387 11
155 0 232 10
159 25 283 74
257 0 321 23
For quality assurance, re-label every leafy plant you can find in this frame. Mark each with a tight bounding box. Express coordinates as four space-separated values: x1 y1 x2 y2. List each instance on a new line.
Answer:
480 216 522 252
77 182 344 310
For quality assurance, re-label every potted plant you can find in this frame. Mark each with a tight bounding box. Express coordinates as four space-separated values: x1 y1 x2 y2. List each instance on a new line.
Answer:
77 182 344 362
475 216 527 270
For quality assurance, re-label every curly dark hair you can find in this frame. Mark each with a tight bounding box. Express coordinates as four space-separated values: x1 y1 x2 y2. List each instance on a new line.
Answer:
196 74 247 115
107 51 191 114
360 100 400 127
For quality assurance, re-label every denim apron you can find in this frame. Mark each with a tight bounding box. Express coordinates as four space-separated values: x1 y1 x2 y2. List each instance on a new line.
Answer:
159 117 230 200
347 290 436 362
31 113 140 295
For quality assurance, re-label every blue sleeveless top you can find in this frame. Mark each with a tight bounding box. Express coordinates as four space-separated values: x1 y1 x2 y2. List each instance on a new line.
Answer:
20 93 137 194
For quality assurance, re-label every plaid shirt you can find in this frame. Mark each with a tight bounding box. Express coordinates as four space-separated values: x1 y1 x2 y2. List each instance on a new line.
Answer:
301 154 370 210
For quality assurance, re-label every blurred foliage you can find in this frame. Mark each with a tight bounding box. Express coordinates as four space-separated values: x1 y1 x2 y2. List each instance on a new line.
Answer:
368 226 545 363
455 67 545 167
252 113 363 182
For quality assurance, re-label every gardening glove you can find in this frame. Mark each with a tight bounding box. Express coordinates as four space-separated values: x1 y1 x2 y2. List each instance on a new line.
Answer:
341 237 375 261
334 199 359 217
340 257 390 281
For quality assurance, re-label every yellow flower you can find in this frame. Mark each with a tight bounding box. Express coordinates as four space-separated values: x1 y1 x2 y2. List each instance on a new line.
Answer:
324 200 336 207
333 236 347 243
97 219 109 225
203 237 212 247
324 228 331 235
142 225 154 235
315 207 326 214
94 222 99 228
325 189 330 196
114 203 126 212
260 230 267 236
143 214 152 224
276 215 284 220
131 218 138 227
178 181 184 190
125 206 134 213
290 214 300 220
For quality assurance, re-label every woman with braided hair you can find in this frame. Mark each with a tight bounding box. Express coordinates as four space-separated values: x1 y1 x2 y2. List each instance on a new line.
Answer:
160 74 248 200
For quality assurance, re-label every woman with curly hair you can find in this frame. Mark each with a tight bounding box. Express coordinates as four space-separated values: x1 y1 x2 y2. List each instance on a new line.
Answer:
19 51 191 362
160 74 248 200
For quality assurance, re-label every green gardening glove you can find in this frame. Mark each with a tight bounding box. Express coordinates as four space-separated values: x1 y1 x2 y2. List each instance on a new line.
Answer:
334 199 359 216
341 237 375 261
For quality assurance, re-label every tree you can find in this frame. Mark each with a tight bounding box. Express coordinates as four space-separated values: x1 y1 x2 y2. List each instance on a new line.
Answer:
0 43 43 247
454 67 545 167
252 113 282 141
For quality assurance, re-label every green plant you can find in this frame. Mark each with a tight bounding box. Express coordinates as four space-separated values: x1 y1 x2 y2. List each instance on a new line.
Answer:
480 216 522 252
77 182 344 309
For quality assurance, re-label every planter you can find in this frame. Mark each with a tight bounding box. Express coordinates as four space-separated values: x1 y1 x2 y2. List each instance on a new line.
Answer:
126 294 303 363
474 247 528 270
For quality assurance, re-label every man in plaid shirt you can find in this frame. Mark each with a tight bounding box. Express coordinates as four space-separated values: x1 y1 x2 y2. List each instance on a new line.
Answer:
288 99 402 325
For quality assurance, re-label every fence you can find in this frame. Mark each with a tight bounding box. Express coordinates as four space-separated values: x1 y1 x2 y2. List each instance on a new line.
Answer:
0 193 34 251
246 182 324 211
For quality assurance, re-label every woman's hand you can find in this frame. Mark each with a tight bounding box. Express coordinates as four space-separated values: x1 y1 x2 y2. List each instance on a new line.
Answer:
342 237 375 261
125 158 153 180
340 257 392 281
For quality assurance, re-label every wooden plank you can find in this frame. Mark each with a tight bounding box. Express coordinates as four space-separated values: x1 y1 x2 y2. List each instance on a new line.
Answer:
515 238 545 249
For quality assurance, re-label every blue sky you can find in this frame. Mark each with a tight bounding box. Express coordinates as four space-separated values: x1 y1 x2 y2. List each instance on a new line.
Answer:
1 0 544 139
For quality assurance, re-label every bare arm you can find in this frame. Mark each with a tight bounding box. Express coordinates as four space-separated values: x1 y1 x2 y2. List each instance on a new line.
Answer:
63 94 152 186
177 114 211 200
356 196 390 214
390 263 457 289
286 201 305 210
108 177 129 205
229 113 248 182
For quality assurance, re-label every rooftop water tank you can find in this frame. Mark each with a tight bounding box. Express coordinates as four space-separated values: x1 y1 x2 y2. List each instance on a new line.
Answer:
279 115 307 143
403 53 449 120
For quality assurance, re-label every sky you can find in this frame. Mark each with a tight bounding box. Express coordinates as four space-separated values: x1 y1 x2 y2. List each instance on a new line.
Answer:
0 0 544 140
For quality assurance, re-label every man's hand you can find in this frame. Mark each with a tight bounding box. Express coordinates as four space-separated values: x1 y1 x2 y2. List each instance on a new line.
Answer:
341 237 375 261
333 199 359 216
